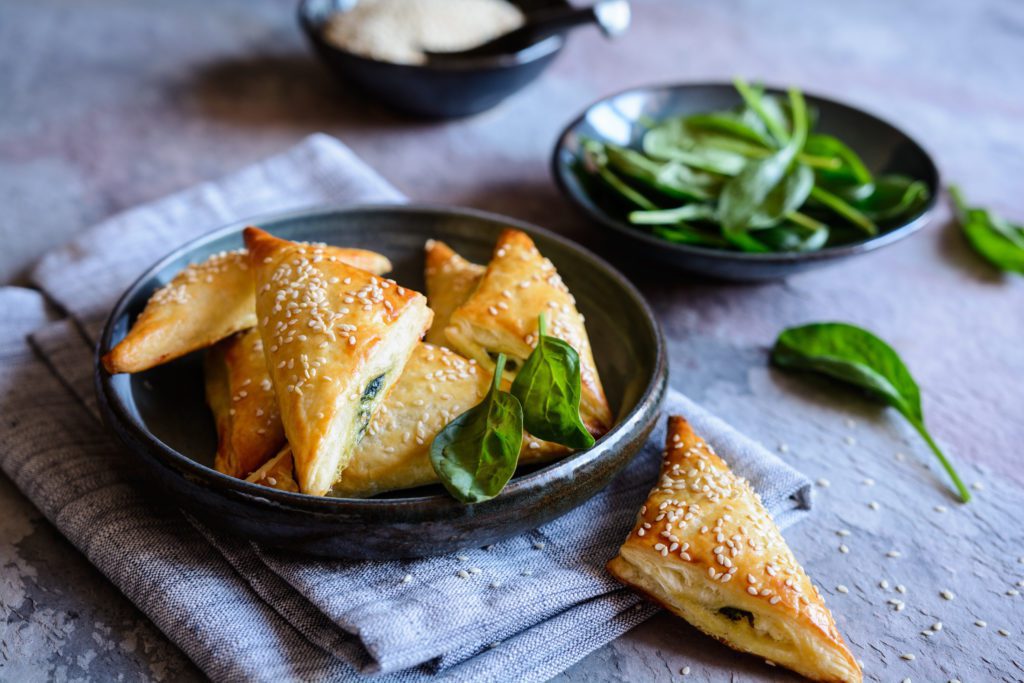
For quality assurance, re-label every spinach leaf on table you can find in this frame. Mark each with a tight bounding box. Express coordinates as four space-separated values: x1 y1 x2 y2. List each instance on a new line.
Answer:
949 186 1024 274
771 322 971 503
430 354 524 504
511 314 596 450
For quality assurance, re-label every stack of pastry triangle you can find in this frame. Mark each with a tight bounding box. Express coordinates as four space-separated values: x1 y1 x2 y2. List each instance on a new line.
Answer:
444 229 613 438
244 227 432 496
103 244 391 374
607 416 862 683
209 339 568 496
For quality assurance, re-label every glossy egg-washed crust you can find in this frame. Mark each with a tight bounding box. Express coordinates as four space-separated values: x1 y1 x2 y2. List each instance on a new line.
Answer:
607 416 861 683
102 245 391 374
245 445 299 492
245 227 432 497
423 239 485 349
209 340 568 496
204 329 286 478
444 229 612 437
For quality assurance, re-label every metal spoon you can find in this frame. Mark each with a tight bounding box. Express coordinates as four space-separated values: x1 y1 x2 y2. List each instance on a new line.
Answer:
424 0 631 63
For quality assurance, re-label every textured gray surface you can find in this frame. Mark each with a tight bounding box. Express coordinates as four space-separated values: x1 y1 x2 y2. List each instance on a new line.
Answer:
1 0 1023 681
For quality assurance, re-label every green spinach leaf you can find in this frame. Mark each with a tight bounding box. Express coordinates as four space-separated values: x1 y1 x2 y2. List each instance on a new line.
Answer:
511 314 596 450
949 186 1024 273
855 175 930 223
430 354 524 503
717 87 809 249
771 322 971 502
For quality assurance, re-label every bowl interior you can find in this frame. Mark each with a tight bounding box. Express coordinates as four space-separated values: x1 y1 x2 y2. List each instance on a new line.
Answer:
553 83 939 259
102 205 661 501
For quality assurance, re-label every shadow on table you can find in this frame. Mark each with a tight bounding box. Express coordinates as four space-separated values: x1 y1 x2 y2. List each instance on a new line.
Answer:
180 53 432 133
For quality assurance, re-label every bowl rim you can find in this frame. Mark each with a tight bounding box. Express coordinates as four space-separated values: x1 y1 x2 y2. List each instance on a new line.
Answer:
297 0 566 72
96 202 667 514
550 80 941 264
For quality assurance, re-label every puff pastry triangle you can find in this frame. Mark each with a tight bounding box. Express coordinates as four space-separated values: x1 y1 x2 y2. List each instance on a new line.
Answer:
245 227 432 496
103 244 391 374
445 229 612 437
423 239 484 348
205 328 286 478
607 416 861 683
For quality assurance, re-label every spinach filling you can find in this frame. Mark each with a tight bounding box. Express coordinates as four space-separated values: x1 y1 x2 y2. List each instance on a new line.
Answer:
717 606 755 628
487 350 519 373
357 373 387 435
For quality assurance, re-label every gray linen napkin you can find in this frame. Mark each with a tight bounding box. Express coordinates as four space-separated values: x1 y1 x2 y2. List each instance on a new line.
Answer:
4 134 812 681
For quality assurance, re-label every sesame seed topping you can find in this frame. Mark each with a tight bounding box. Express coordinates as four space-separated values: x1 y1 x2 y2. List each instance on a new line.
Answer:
836 585 849 594
401 574 413 584
940 590 955 600
868 501 881 510
975 620 986 627
456 570 470 579
998 628 1010 636
816 478 831 488
895 584 906 594
900 653 915 661
886 550 901 558
838 544 849 554
880 579 890 589
932 622 942 631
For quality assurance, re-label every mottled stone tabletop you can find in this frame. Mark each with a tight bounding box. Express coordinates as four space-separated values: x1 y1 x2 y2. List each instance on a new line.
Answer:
2 0 1023 681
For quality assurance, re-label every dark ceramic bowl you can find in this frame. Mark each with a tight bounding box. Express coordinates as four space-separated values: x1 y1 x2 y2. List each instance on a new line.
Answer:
552 82 940 281
298 0 567 118
96 205 666 559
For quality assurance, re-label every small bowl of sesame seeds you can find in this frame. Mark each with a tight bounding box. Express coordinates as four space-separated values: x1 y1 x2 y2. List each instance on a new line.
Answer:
96 203 667 559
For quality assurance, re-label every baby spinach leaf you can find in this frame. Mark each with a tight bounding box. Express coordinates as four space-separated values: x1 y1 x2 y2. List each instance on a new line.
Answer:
855 175 930 223
808 186 878 235
771 322 971 502
804 133 873 188
642 119 749 175
511 314 596 450
430 354 524 503
605 144 716 201
629 203 717 225
718 87 808 249
757 223 829 252
651 224 729 248
949 185 1024 273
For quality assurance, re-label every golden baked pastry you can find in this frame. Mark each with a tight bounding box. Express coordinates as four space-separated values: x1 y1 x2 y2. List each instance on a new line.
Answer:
423 239 484 348
207 338 567 496
103 245 391 374
245 226 433 496
607 416 861 683
444 229 612 437
204 328 285 478
334 342 568 497
245 446 298 493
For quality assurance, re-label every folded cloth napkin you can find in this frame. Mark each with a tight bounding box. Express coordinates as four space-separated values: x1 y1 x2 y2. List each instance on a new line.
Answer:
0 134 813 682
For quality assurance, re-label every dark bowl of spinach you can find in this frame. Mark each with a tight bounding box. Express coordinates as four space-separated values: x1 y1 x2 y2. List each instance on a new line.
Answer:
96 204 667 559
552 81 940 280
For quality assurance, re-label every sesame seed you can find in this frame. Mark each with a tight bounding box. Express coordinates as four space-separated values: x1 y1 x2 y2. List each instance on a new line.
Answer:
900 653 915 661
521 569 533 576
816 478 831 488
921 630 934 637
975 620 986 627
777 443 789 453
489 581 502 589
839 544 850 554
868 501 881 510
896 584 906 594
456 570 469 579
971 481 984 491
836 529 851 537
456 554 468 561
836 585 849 594
886 550 901 558
843 435 856 445
998 628 1010 636
940 590 955 600
934 505 947 513
879 579 890 589
901 679 911 683
401 574 413 584
1007 589 1020 596
533 541 546 550
932 622 942 631
680 666 690 675
468 567 482 575
862 478 875 486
